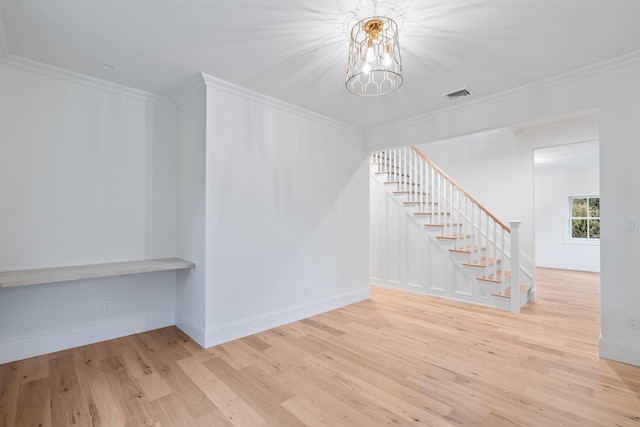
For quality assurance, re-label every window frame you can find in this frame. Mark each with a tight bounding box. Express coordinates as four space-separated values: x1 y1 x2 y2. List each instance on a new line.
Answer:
566 195 600 245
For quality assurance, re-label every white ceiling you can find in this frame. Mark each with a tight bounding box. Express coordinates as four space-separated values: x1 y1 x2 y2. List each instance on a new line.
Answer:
1 0 640 128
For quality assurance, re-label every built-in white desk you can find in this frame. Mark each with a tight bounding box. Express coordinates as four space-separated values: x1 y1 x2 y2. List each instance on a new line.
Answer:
0 258 195 288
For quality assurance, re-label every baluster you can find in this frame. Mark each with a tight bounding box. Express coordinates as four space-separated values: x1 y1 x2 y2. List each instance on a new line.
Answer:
457 188 461 239
430 166 434 223
462 195 467 250
500 228 505 280
438 173 442 227
492 221 502 274
400 148 403 191
411 150 416 202
393 148 397 181
419 153 422 205
402 148 407 192
450 183 455 247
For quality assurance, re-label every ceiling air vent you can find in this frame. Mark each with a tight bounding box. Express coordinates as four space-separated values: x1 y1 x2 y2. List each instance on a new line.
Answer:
444 87 473 101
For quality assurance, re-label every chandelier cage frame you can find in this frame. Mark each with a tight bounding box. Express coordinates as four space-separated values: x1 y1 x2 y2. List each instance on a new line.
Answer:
346 16 403 96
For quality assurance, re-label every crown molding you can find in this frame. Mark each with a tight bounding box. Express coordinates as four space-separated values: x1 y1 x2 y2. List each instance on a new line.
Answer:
0 54 175 107
367 49 640 137
174 74 206 106
200 73 365 137
511 109 598 135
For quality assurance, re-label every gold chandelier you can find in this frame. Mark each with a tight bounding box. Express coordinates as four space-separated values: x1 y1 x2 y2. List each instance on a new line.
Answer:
346 16 403 96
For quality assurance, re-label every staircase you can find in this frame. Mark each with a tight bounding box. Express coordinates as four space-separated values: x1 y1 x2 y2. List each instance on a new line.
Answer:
370 147 534 313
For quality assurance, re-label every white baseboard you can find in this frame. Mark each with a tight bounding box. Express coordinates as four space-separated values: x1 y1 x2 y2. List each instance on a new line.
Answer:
536 261 600 273
175 314 206 347
203 288 371 348
0 310 175 364
599 336 640 367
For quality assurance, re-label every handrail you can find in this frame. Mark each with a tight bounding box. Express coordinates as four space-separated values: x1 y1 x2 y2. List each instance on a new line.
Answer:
411 147 511 232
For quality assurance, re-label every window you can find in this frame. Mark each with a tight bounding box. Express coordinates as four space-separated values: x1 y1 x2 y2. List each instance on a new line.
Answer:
570 196 600 240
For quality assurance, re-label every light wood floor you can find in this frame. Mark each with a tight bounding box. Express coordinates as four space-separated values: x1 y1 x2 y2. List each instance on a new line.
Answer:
2 268 639 426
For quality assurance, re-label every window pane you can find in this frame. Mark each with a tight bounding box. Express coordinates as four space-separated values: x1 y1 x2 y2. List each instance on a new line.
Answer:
572 219 588 238
572 198 587 217
589 198 600 217
589 219 600 238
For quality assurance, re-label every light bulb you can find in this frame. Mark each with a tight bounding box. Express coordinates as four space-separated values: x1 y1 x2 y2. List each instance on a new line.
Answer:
363 63 371 74
365 47 375 63
383 44 392 67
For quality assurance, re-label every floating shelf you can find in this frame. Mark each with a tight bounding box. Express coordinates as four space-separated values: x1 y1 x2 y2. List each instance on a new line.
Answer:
0 258 195 288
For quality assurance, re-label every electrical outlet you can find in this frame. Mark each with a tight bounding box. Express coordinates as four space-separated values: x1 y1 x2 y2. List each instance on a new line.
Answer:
626 314 639 330
103 300 112 313
303 285 309 297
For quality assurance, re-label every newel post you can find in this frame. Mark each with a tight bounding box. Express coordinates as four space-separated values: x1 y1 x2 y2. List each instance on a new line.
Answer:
509 220 522 314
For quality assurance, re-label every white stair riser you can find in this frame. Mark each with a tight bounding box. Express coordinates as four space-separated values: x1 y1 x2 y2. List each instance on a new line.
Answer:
491 290 529 311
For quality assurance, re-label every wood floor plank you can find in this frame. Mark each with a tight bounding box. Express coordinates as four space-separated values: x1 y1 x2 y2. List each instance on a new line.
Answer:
15 377 50 427
136 371 173 401
1 268 640 426
20 354 49 384
0 361 22 427
203 357 304 426
177 355 267 426
49 354 93 426
99 355 158 426
87 373 127 427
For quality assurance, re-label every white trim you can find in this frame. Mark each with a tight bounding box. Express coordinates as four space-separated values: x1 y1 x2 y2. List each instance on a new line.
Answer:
564 238 600 246
0 310 175 364
203 288 370 348
201 73 364 137
599 336 640 367
535 261 599 273
366 50 640 138
0 54 175 107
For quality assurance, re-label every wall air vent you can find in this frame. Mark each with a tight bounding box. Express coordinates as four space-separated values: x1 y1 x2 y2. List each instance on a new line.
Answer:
444 87 473 101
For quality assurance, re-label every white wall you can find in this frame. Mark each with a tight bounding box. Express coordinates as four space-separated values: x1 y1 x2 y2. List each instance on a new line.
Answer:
200 75 370 347
367 52 640 366
0 60 179 363
535 163 600 272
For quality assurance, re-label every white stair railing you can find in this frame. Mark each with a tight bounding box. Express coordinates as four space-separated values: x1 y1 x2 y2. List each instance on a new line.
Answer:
370 147 530 312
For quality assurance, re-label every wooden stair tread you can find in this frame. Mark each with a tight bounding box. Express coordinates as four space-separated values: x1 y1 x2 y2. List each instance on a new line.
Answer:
414 212 450 216
375 171 410 177
393 191 428 195
436 234 472 240
492 285 530 299
384 181 420 186
424 223 462 227
403 201 437 205
462 257 500 267
449 245 484 253
476 271 511 283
